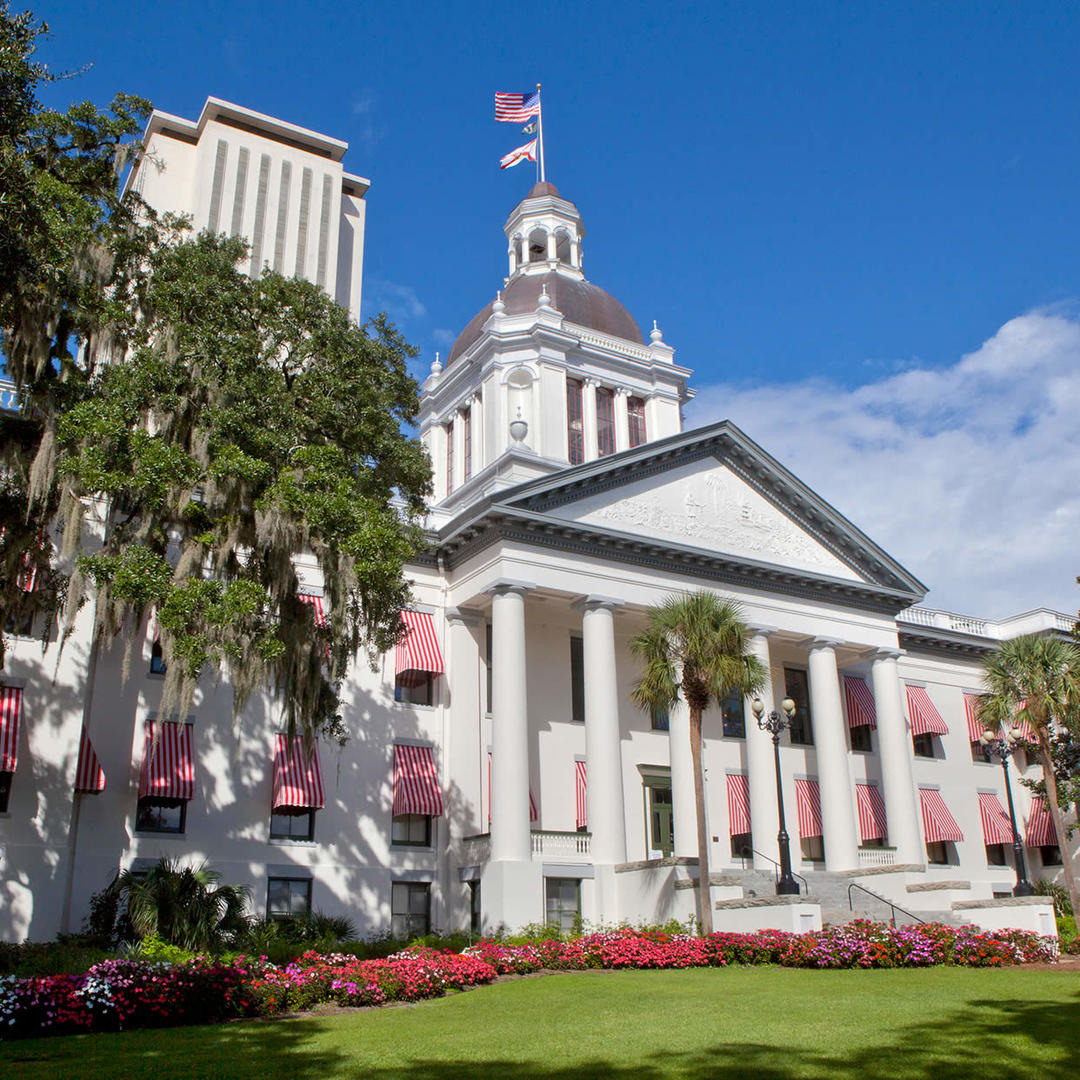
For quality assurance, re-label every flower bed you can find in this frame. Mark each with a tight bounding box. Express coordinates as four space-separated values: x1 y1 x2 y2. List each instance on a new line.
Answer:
0 923 1057 1040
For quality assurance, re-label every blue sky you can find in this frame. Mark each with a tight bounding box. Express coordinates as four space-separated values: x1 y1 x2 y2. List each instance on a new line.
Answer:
32 1 1080 616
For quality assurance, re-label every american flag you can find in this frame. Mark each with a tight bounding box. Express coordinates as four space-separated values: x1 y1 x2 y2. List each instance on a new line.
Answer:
495 90 540 122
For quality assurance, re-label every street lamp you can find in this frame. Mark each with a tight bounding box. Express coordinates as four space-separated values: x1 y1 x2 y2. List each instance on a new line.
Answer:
751 696 800 895
979 726 1035 897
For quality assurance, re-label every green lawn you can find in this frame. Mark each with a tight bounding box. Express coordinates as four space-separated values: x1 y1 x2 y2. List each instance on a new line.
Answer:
2 967 1077 1080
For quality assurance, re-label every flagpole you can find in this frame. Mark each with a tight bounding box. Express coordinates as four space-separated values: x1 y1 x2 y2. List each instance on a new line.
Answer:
536 82 545 183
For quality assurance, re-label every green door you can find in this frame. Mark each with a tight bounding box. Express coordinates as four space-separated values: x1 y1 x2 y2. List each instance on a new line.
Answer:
648 783 674 857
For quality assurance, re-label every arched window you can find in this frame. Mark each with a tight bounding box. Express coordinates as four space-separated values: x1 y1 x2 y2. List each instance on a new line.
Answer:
627 397 647 448
555 230 571 264
528 227 547 263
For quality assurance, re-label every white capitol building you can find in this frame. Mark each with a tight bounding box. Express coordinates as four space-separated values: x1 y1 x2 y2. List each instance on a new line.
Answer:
0 99 1070 942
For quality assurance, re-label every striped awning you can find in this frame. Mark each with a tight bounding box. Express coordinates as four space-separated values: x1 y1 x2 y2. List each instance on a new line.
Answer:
843 676 877 730
298 592 326 627
726 773 751 836
918 787 964 844
963 693 986 743
139 721 195 801
1025 799 1057 847
905 685 949 736
395 610 444 676
856 782 888 842
272 734 325 810
1013 702 1036 741
977 791 1014 846
794 778 823 840
393 743 444 817
0 685 22 772
575 760 587 829
487 751 538 824
75 727 106 794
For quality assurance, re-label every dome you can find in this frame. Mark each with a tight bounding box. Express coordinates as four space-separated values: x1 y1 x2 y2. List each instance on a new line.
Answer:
447 271 645 364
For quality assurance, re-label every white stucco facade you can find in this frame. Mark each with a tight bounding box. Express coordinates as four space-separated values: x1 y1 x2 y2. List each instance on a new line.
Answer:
0 120 1073 943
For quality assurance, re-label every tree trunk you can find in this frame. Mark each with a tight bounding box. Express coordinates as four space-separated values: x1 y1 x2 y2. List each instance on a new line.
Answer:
1039 743 1080 935
689 705 713 935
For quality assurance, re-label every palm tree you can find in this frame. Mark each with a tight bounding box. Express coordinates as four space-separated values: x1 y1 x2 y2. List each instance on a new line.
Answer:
980 634 1080 934
631 591 767 934
116 858 252 951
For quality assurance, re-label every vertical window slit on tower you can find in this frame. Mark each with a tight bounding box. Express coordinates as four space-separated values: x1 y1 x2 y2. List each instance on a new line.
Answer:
566 378 584 465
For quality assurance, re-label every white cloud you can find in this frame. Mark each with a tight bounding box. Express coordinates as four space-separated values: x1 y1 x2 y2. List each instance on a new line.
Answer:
685 310 1080 619
432 328 456 348
350 92 383 149
367 280 427 322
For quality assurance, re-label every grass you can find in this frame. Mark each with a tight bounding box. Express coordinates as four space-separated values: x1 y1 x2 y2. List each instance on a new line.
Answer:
1 967 1077 1080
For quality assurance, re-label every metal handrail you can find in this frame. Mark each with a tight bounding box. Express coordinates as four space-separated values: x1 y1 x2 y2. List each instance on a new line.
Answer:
847 881 926 927
739 846 808 894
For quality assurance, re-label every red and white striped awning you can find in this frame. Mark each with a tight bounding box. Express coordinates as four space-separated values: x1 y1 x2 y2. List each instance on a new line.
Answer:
297 592 326 627
139 721 195 801
843 676 877 730
393 743 444 817
272 734 325 810
963 693 986 743
575 760 587 830
726 773 751 836
75 727 106 794
794 778 823 840
1012 701 1036 741
856 782 888 842
977 791 1014 846
905 685 949 737
1025 799 1057 847
487 751 538 824
918 787 964 844
395 610 444 676
0 685 22 773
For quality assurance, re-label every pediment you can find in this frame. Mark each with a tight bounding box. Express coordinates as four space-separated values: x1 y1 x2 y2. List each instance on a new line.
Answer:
541 457 865 581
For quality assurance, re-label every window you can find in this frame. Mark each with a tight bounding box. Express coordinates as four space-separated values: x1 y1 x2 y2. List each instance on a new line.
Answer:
462 406 472 483
926 841 952 865
730 832 752 860
800 836 825 862
566 378 584 465
392 813 432 847
149 637 167 676
395 669 434 706
1040 845 1063 866
850 725 872 752
445 419 454 495
0 771 11 813
569 635 584 724
650 704 669 731
135 797 186 834
485 622 493 714
468 880 481 935
644 778 673 856
985 843 1007 866
4 612 33 637
270 808 315 841
720 688 745 738
627 396 647 448
912 733 936 758
267 876 311 919
970 740 991 763
784 669 813 745
545 877 580 933
596 387 615 457
391 881 431 939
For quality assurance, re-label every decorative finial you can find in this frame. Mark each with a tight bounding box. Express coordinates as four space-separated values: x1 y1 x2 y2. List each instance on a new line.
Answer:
538 284 551 308
492 290 505 314
509 405 529 444
430 351 443 376
650 320 663 343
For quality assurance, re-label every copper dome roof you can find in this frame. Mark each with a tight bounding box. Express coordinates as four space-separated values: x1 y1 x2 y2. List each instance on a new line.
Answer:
447 271 645 364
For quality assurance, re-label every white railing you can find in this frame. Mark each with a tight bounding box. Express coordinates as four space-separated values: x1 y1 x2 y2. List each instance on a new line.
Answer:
568 325 654 362
531 830 592 857
899 605 1073 640
858 846 897 869
461 833 491 864
896 606 937 627
897 606 987 635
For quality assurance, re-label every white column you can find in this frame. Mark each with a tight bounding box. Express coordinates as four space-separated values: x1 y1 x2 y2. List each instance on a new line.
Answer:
668 690 697 858
746 629 779 871
453 409 467 490
871 649 923 866
489 582 533 863
577 597 627 865
613 387 630 454
806 639 860 871
546 230 557 261
471 392 484 473
569 236 580 269
582 379 599 463
508 244 517 276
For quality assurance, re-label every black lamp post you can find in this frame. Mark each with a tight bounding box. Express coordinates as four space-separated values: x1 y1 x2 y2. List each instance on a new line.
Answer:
751 696 800 895
979 726 1035 897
